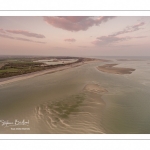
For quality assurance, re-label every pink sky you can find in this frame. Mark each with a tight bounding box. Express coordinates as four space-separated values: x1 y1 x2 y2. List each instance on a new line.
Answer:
0 16 150 56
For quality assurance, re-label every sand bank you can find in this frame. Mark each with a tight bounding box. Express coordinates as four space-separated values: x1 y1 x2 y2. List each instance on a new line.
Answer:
83 84 107 94
83 83 107 108
97 64 135 75
117 59 143 61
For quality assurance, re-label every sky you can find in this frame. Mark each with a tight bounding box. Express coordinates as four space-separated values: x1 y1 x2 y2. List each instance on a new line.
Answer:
0 16 150 56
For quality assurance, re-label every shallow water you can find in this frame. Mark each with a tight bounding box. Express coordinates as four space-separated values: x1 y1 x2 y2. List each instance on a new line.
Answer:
34 59 77 65
0 57 150 133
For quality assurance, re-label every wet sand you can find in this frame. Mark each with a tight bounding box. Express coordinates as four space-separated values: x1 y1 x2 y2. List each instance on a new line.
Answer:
83 83 108 94
117 59 144 61
97 64 135 75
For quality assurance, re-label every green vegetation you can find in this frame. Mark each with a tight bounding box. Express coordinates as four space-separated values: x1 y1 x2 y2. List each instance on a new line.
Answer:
0 57 83 78
0 61 45 78
48 94 85 119
0 56 94 78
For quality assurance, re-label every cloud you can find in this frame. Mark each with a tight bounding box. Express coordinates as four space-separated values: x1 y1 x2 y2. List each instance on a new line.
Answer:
110 22 145 36
116 44 135 48
92 35 146 46
97 36 129 42
15 37 46 44
6 30 45 38
92 22 146 46
0 34 46 44
0 28 5 33
92 36 127 46
43 16 116 32
134 36 147 38
0 34 14 39
78 46 88 48
59 16 89 23
0 27 46 44
132 22 145 28
35 41 46 44
64 38 76 42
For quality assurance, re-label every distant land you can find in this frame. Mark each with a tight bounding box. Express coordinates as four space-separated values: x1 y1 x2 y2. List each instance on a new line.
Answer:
0 56 107 79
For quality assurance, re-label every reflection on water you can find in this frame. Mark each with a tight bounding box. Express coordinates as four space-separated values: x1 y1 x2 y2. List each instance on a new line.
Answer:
34 58 77 65
0 57 150 133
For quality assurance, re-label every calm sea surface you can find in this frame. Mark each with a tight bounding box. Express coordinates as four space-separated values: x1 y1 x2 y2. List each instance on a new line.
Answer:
0 56 150 133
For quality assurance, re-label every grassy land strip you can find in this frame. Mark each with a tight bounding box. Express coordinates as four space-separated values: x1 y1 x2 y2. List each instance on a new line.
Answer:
0 58 84 78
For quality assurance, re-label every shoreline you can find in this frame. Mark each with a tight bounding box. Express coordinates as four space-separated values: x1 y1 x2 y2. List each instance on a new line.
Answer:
0 62 84 86
0 58 107 86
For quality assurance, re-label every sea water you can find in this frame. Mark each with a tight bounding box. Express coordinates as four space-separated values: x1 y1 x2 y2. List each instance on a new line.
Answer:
0 56 150 133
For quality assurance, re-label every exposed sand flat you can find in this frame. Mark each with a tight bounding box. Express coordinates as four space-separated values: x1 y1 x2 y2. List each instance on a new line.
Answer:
83 84 107 94
117 59 143 61
97 64 135 75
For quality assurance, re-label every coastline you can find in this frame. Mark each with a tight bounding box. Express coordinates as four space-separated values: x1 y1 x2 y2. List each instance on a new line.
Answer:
0 59 106 86
0 62 84 86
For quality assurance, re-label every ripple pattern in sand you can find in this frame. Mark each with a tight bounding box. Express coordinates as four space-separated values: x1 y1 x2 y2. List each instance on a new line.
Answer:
34 84 107 133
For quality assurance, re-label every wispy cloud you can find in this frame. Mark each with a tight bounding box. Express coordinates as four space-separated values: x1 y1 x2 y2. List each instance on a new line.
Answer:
115 44 135 48
78 46 88 48
44 16 116 32
0 34 46 44
0 34 14 39
92 36 146 46
6 30 45 38
92 22 146 46
0 27 46 44
64 38 76 42
110 22 145 36
0 28 5 33
92 36 129 46
134 36 147 38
